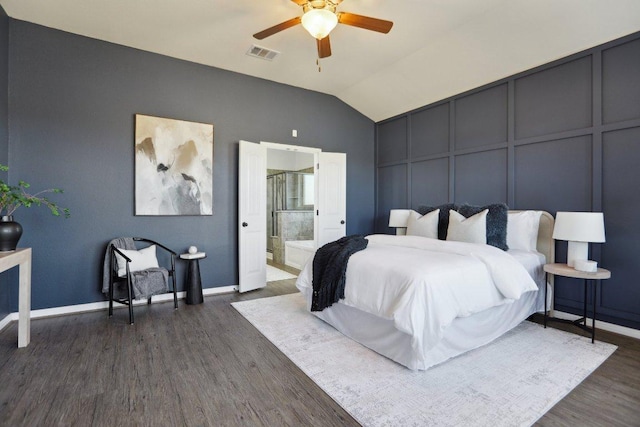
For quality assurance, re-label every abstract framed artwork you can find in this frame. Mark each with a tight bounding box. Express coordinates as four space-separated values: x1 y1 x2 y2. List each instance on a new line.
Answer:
135 114 214 215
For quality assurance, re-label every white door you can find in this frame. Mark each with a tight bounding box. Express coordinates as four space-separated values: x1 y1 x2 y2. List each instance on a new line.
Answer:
238 140 267 292
317 152 346 247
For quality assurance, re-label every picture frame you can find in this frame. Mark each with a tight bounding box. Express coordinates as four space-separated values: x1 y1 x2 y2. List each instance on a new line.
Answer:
134 114 214 215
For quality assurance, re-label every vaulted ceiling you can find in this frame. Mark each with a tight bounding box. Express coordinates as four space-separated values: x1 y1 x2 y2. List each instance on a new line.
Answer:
2 0 640 122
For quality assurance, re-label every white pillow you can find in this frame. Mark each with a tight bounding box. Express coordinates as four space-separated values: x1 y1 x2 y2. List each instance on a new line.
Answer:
406 209 439 239
115 245 160 277
446 209 488 244
507 211 542 251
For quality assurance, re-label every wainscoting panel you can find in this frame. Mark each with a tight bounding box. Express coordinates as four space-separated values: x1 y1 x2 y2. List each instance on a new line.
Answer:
601 127 640 323
454 149 507 205
513 136 592 213
375 31 640 330
410 103 449 158
454 84 508 150
410 158 449 209
602 38 640 125
377 117 407 164
376 164 408 231
514 56 592 139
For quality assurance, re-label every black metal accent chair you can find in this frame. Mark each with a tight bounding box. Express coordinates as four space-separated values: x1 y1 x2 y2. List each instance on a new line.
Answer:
108 237 178 324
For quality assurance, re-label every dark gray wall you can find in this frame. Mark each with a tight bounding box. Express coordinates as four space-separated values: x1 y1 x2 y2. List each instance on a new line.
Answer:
0 6 9 319
5 20 374 311
376 32 640 331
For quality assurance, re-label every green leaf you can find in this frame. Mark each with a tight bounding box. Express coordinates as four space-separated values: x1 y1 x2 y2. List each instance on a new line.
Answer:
0 164 70 218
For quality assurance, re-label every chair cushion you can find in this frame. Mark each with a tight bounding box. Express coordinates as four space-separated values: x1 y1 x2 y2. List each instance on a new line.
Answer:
115 244 160 277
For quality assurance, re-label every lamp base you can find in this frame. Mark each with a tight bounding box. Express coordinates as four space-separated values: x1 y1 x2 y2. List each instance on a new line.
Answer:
567 241 588 268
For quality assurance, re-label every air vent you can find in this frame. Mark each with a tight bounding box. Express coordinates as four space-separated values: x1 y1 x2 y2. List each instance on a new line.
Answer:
246 44 280 61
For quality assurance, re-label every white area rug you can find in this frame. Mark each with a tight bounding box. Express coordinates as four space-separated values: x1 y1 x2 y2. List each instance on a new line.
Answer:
232 293 617 427
266 264 297 282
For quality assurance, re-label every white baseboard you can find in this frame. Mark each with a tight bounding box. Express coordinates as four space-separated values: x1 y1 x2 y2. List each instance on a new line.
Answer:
0 312 16 330
0 285 238 330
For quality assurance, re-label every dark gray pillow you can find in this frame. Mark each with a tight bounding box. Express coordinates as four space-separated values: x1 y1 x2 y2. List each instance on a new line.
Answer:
457 203 509 250
417 203 458 240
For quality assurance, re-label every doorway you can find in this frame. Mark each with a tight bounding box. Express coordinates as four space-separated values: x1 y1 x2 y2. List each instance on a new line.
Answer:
238 140 346 293
266 147 315 281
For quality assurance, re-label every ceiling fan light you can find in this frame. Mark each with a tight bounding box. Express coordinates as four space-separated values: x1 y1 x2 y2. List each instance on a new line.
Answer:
301 9 338 39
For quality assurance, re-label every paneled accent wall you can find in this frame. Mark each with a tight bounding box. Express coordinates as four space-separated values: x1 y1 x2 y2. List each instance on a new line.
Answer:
375 32 640 330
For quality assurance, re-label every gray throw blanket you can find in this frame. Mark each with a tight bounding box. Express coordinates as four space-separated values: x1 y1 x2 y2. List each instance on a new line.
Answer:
102 238 169 300
311 235 368 311
129 267 169 300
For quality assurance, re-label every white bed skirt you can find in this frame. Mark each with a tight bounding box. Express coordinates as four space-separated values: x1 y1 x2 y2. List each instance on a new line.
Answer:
299 284 548 370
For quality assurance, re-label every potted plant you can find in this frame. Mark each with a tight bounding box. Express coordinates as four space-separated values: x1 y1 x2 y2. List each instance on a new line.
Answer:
0 164 70 251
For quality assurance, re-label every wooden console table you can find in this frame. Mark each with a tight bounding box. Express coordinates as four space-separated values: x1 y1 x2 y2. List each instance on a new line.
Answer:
0 248 32 347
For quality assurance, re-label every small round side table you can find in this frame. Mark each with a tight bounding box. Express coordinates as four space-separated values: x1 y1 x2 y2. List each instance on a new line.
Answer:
180 252 206 305
543 263 611 343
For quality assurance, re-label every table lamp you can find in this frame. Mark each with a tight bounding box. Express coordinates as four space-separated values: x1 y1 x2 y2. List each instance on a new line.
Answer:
552 211 605 271
388 209 411 235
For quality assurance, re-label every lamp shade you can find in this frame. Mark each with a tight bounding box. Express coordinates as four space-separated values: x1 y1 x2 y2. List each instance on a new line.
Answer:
301 9 338 39
552 212 606 243
388 209 411 228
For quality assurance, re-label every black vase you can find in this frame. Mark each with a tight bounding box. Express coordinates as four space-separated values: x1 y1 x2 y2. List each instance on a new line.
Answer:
0 216 23 252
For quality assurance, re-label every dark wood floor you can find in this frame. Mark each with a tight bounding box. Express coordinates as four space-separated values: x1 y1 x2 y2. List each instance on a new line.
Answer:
0 273 639 426
531 313 640 427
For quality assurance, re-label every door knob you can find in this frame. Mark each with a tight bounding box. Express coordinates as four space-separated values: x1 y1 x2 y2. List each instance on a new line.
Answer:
242 222 248 227
340 220 345 224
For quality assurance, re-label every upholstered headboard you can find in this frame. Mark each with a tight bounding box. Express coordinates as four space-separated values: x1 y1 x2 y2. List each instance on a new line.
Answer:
512 210 555 297
509 210 555 265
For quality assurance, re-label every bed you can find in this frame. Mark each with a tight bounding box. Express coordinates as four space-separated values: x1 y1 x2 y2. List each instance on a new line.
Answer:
296 209 555 370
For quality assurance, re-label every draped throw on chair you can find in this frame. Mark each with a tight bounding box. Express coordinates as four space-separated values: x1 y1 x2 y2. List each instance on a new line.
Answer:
102 237 168 300
102 237 178 324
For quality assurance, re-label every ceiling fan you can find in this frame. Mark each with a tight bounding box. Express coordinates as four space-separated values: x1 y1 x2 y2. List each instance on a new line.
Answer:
253 0 393 59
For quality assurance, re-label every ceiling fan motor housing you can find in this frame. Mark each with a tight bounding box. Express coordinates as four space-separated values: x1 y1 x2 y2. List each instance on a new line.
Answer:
303 0 341 13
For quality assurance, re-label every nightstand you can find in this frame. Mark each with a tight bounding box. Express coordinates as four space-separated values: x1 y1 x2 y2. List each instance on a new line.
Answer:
543 263 611 343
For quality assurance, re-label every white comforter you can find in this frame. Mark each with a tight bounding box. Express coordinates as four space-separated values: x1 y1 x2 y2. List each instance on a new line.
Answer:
296 234 538 356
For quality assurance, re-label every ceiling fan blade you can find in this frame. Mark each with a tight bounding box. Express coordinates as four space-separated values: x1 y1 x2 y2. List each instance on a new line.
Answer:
290 0 308 5
317 36 332 58
253 16 302 40
337 12 393 33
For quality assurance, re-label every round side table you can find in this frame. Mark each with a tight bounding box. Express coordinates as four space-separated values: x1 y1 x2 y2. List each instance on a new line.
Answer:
180 252 206 305
543 263 611 343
